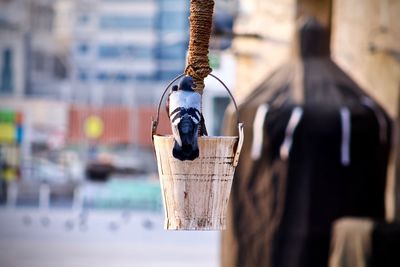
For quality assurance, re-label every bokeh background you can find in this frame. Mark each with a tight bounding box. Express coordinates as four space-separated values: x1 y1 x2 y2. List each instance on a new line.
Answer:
0 0 399 267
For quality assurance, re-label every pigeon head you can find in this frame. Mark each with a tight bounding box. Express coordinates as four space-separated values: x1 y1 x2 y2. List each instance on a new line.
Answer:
179 76 196 91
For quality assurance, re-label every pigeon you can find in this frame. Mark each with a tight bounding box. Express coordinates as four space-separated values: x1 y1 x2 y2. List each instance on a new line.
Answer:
167 76 207 161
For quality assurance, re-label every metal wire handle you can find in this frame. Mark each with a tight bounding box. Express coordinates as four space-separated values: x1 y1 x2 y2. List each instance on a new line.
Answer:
151 73 244 167
151 73 240 136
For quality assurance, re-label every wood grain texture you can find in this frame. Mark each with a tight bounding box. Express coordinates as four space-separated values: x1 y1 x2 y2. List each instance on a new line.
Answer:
153 135 239 230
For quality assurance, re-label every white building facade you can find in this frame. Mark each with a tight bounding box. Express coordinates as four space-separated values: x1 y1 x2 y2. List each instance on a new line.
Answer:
71 0 190 106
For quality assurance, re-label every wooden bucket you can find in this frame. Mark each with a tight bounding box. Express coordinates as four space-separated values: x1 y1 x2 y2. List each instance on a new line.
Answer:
151 73 244 230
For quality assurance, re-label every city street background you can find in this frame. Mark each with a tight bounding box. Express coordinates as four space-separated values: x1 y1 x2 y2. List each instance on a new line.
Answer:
0 207 219 267
1 0 399 267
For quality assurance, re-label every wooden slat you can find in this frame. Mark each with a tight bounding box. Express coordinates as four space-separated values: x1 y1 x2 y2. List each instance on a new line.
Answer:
153 135 241 230
395 85 400 221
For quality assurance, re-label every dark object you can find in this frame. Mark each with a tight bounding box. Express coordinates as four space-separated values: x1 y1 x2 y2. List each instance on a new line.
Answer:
85 162 114 181
85 162 146 181
0 179 6 204
222 17 392 267
211 11 234 50
173 116 200 160
1 48 13 93
371 222 400 267
168 76 207 161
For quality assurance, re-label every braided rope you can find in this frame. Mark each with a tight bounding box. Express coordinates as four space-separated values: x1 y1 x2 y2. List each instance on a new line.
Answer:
185 0 214 94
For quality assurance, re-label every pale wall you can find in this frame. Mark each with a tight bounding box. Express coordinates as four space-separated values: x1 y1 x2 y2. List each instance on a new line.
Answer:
233 0 296 102
332 0 400 117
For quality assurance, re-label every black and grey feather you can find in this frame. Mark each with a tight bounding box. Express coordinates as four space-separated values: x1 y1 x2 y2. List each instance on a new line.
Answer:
168 76 205 161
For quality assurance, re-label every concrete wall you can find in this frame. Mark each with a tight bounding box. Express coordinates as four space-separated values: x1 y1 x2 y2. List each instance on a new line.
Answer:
332 0 400 117
232 0 296 102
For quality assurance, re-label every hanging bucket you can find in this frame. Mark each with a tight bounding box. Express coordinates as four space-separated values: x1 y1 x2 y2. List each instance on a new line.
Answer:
151 73 244 230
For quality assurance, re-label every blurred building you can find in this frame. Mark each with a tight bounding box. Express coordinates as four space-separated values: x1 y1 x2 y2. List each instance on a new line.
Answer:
231 0 296 101
27 0 70 98
0 0 28 98
215 0 239 16
0 0 70 99
70 0 190 106
202 0 239 135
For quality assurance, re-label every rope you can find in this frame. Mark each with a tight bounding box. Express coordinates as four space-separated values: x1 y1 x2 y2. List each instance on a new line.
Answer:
185 0 214 94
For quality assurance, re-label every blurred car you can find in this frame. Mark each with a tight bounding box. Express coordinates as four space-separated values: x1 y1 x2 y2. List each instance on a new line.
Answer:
85 152 147 182
14 158 80 206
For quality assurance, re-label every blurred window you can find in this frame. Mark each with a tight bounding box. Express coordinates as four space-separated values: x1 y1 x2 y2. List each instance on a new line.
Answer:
159 0 188 10
97 72 142 83
32 51 45 71
77 43 90 55
1 48 13 93
78 71 89 82
157 43 186 60
32 4 53 32
102 0 149 1
98 44 153 59
78 14 90 25
98 45 118 58
212 96 230 135
158 70 180 81
115 73 129 83
53 57 67 79
159 11 187 31
99 16 153 29
105 73 159 82
97 72 108 82
136 73 155 81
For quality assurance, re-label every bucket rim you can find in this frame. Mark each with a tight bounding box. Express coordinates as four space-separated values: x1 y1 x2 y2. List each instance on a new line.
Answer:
153 123 244 167
153 134 239 140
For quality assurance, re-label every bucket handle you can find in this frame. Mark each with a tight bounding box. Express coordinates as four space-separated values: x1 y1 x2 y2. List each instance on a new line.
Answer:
151 73 244 167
